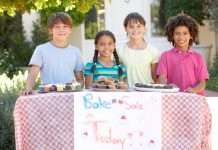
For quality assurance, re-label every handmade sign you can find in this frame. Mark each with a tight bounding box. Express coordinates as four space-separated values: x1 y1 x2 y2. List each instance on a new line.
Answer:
74 92 162 150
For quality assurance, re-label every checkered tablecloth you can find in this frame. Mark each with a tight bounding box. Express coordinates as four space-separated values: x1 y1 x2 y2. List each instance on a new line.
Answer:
162 93 211 150
14 92 211 150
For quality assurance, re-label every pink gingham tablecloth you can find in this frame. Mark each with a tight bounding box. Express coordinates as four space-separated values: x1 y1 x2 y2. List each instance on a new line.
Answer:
14 92 75 150
14 92 211 150
162 93 211 150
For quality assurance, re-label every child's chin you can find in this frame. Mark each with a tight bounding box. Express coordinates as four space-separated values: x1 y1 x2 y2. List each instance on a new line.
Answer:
130 36 142 39
56 37 68 41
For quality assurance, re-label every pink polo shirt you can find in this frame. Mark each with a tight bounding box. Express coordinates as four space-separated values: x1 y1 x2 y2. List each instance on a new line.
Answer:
157 48 209 95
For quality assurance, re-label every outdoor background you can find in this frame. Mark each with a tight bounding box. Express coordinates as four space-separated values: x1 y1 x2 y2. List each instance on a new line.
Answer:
0 0 218 149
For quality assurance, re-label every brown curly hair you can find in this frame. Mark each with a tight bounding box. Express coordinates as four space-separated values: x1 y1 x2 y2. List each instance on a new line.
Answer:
165 14 199 47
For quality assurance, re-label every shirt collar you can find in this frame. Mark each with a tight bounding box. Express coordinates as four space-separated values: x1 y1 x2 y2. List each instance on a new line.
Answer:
172 48 193 54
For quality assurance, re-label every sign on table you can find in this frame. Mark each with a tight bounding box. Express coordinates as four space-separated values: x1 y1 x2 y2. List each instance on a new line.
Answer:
74 92 162 150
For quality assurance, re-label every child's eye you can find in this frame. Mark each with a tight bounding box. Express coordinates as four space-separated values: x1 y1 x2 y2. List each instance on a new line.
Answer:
54 26 60 28
108 42 114 47
99 43 106 47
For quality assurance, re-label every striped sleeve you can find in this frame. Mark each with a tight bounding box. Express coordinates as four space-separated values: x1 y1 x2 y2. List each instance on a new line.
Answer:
84 62 94 76
120 65 127 80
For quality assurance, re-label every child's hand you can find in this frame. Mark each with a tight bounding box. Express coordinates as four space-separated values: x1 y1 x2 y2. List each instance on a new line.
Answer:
184 87 194 93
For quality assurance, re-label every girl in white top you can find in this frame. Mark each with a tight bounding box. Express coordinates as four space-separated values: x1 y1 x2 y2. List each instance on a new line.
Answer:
118 12 160 87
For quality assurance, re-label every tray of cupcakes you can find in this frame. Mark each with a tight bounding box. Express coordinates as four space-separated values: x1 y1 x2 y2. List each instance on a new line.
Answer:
38 81 82 93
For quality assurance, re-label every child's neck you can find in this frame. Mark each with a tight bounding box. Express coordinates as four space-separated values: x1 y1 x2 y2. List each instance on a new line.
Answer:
175 45 190 53
128 39 146 49
98 56 113 67
51 40 69 48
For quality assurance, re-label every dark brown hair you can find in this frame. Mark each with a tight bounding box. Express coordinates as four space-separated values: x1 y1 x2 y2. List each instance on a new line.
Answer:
123 12 146 28
165 14 199 46
92 30 123 78
47 12 73 28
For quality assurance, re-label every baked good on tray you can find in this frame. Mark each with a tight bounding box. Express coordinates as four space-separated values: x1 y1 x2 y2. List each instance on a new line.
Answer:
92 78 128 90
38 81 82 93
135 83 174 89
134 83 179 92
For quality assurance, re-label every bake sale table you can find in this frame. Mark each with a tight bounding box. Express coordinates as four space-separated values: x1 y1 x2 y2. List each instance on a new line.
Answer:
14 91 211 150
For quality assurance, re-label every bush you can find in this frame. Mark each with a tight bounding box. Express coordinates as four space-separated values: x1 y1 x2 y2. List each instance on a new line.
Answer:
206 54 218 91
0 72 25 150
207 77 218 91
0 71 40 150
0 93 17 150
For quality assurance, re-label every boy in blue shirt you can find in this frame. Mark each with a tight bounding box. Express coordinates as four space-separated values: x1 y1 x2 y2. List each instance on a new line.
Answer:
22 12 84 95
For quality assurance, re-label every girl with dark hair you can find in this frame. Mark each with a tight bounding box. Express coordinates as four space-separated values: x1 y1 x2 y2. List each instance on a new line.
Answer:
157 14 209 95
84 30 127 89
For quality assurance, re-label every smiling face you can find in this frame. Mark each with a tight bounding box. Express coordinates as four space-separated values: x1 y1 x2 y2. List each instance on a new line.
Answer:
125 20 146 40
173 25 192 51
96 35 115 58
49 22 72 42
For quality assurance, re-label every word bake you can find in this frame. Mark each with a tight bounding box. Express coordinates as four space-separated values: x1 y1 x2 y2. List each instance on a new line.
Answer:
83 93 144 110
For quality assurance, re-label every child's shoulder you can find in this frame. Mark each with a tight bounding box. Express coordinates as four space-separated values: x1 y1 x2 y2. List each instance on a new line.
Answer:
68 44 80 51
85 62 94 66
190 49 205 62
35 42 51 49
120 64 127 70
85 62 96 69
146 44 160 54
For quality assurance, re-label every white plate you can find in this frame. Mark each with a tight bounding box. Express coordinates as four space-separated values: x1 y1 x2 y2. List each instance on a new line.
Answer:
134 86 180 93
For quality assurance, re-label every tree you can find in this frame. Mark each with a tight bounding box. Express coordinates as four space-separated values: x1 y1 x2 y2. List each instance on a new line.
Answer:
159 0 166 29
159 0 209 27
0 13 33 78
208 0 218 54
0 0 100 16
206 0 218 89
0 0 101 77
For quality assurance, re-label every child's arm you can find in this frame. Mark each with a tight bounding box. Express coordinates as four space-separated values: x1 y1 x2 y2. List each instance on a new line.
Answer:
185 80 206 93
151 63 158 83
21 65 40 95
157 74 167 84
75 71 84 88
85 75 93 89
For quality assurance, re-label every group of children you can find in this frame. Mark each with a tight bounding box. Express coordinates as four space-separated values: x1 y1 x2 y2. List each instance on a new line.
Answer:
22 11 208 95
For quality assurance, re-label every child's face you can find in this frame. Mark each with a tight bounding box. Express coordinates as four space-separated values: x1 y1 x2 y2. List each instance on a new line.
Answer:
49 22 72 42
96 35 115 58
125 21 146 40
173 26 192 51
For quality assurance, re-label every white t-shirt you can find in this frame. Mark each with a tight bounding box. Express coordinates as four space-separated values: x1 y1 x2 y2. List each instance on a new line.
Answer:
29 42 84 84
117 44 160 87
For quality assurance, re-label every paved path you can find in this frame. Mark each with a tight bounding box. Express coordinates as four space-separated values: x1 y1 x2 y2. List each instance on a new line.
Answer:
205 90 218 97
